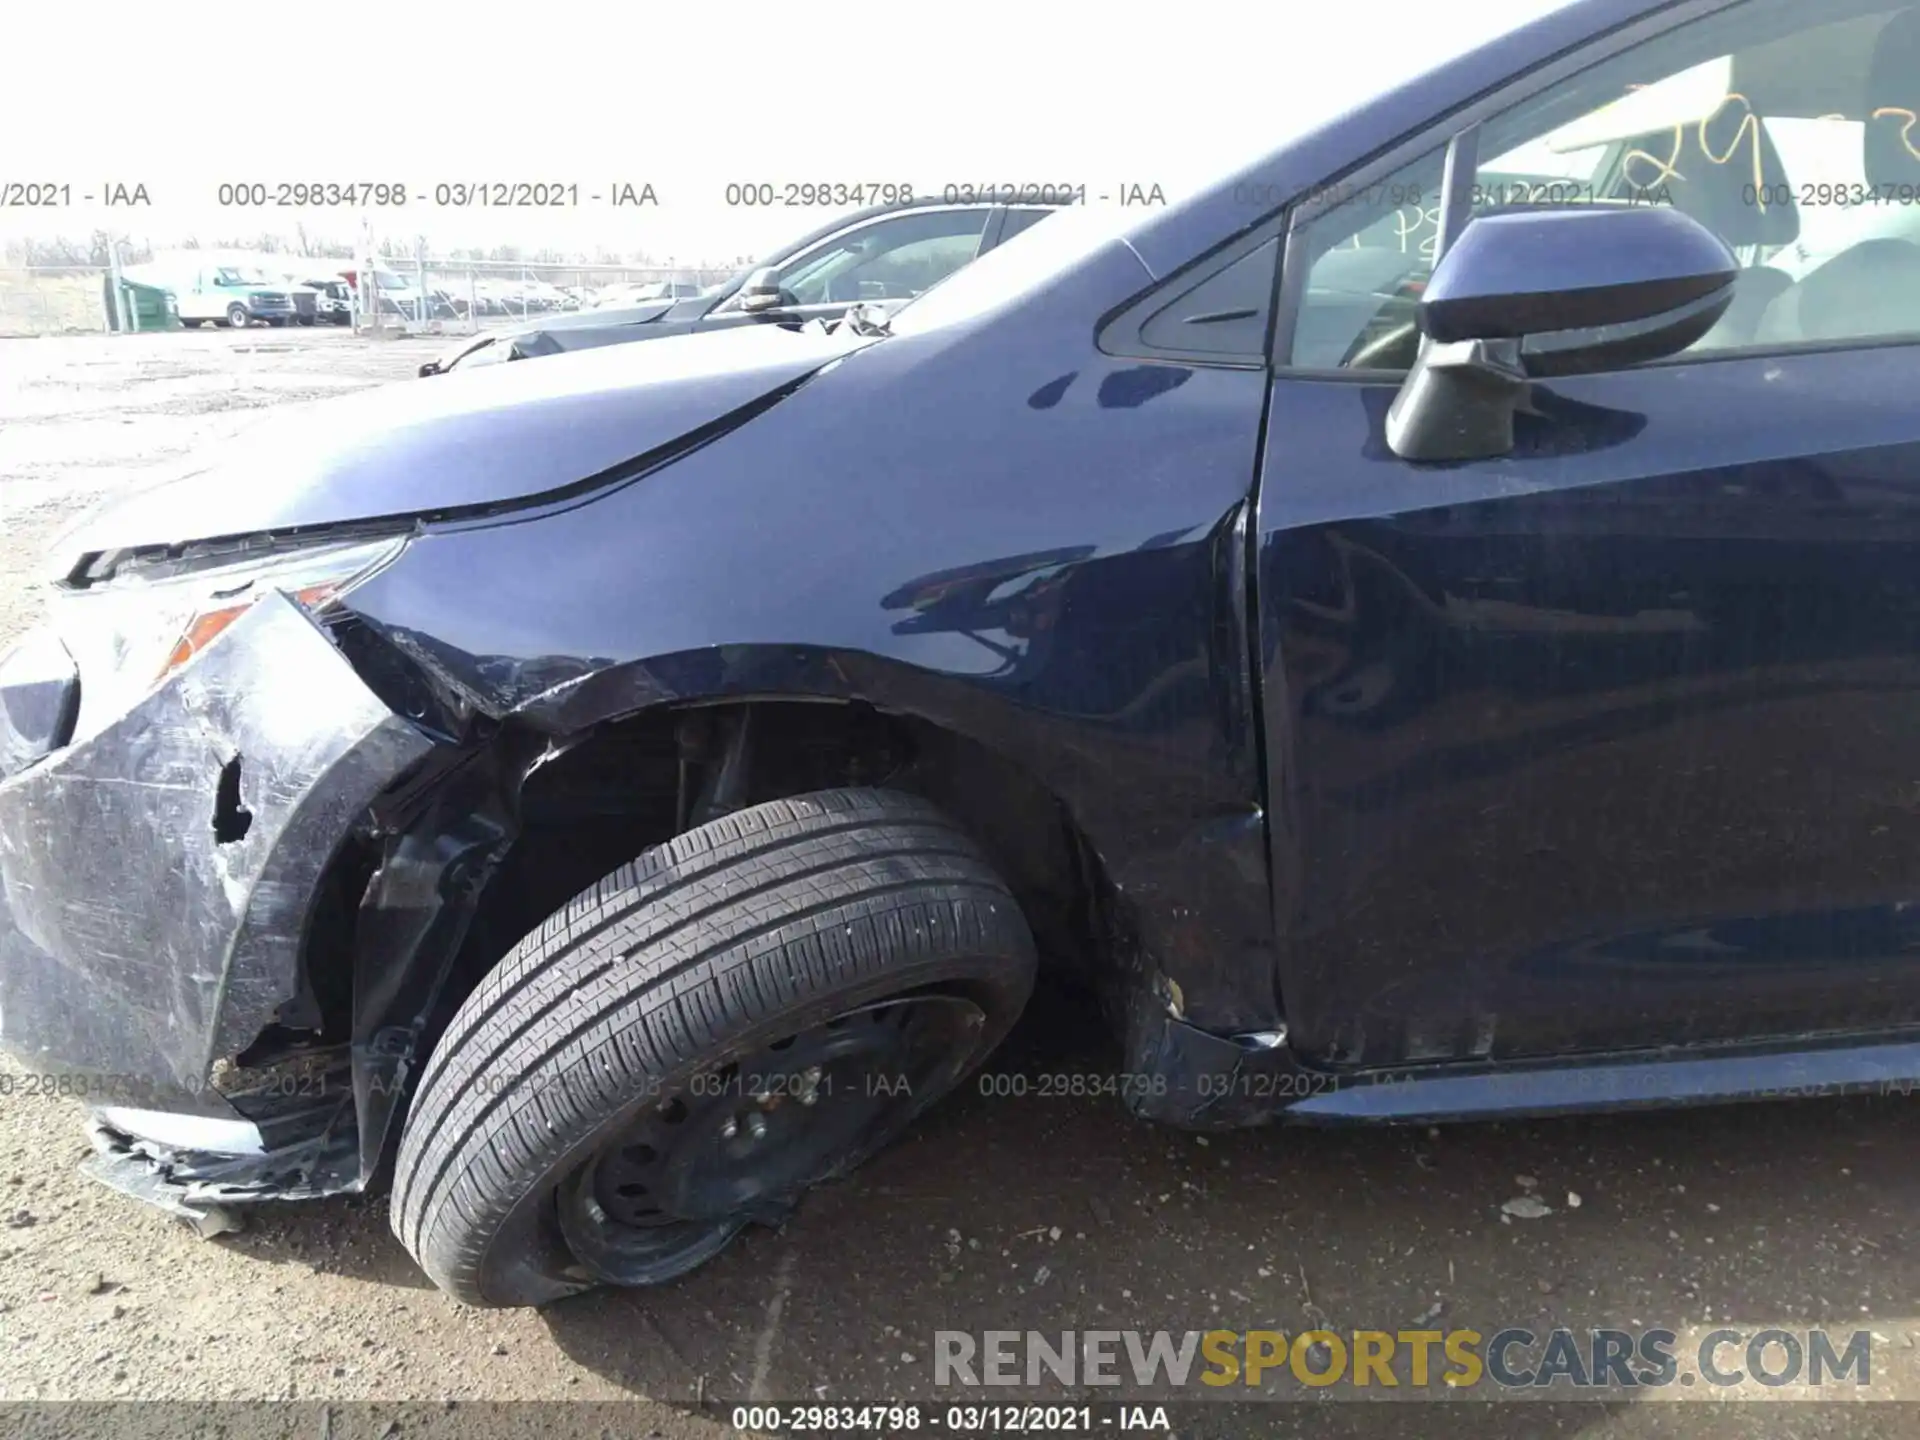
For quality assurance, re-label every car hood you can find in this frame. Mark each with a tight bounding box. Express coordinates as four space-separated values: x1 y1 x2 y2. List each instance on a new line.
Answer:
550 300 677 329
424 299 679 373
57 323 873 565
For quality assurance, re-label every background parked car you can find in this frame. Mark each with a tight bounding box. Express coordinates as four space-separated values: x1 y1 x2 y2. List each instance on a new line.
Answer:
470 278 566 316
594 279 706 308
519 279 570 312
420 198 1059 375
298 276 353 325
336 267 457 327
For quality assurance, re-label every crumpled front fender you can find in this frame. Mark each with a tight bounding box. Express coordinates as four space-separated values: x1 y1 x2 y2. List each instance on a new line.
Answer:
0 593 433 1108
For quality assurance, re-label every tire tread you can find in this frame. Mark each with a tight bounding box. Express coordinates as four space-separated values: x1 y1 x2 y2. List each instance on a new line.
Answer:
389 788 1034 1304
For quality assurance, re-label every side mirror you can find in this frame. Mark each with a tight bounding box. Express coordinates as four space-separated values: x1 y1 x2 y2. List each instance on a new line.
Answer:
737 266 793 314
1386 206 1736 462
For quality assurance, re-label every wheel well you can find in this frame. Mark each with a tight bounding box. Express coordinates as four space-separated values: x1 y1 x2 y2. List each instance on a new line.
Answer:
410 700 1116 1047
256 699 1124 1174
267 700 1119 1110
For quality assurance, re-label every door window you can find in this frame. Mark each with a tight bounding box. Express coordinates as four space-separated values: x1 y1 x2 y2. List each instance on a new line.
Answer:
1287 0 1920 370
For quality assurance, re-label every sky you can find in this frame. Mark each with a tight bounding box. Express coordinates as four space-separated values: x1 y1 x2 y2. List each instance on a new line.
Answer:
1 0 1569 265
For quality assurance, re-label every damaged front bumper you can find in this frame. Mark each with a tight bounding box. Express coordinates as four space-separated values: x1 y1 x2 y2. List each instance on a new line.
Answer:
0 593 433 1215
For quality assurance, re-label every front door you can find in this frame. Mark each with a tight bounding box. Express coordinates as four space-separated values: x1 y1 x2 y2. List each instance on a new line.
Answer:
1256 0 1920 1068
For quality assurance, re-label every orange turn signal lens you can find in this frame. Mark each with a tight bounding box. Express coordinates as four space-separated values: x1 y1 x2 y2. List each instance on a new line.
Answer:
160 604 249 678
156 581 345 682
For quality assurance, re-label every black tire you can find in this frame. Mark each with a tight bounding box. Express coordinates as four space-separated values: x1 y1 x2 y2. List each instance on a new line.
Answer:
225 303 249 328
390 787 1036 1307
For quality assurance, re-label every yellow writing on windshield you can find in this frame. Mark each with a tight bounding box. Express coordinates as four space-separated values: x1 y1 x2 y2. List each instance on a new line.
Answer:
1622 86 1767 204
1874 106 1920 161
1335 81 1919 263
1625 91 1920 212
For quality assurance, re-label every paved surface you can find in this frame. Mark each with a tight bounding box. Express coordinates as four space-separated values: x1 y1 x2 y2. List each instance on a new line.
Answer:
2 330 1919 1437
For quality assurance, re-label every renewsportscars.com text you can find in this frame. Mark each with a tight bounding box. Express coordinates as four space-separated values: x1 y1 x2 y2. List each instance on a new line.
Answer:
934 1327 1873 1393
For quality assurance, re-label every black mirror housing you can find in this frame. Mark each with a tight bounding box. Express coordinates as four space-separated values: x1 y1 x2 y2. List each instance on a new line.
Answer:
1387 205 1737 462
737 266 790 314
1421 206 1737 342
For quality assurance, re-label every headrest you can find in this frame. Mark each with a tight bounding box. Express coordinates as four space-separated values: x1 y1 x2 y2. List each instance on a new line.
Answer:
1619 111 1799 248
1867 7 1920 187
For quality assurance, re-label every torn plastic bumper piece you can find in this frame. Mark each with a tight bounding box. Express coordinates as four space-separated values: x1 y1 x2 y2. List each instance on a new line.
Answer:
82 1120 251 1238
0 593 433 1186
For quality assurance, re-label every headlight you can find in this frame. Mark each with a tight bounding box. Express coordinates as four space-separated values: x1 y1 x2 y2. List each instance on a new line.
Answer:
49 535 407 746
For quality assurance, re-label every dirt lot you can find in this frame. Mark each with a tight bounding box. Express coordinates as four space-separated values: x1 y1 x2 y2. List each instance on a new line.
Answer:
3 329 1920 1438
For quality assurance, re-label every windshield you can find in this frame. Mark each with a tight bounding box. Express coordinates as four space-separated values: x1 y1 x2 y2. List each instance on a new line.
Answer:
374 271 412 290
776 210 990 306
886 203 1147 336
213 266 269 286
778 245 861 299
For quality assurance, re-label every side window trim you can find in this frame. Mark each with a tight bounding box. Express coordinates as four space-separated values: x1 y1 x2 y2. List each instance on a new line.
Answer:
1433 122 1482 265
979 205 1012 252
1096 218 1286 369
1268 0 1745 372
1271 128 1476 374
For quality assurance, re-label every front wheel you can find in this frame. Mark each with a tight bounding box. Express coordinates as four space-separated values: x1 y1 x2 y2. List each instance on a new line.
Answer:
390 788 1036 1307
225 303 250 328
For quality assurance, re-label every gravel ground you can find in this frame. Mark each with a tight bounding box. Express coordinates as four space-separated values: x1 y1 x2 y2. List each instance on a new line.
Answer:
2 330 1919 1438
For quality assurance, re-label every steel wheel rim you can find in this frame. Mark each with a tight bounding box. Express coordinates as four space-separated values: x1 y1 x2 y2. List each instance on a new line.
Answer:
557 989 986 1285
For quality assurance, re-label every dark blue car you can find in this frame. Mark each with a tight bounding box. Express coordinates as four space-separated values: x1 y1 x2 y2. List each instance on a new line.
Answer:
3 0 1920 1306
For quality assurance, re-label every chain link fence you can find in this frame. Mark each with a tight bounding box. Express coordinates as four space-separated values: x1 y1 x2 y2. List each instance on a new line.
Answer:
0 266 113 336
0 258 739 338
348 257 738 338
